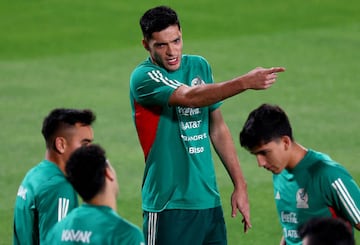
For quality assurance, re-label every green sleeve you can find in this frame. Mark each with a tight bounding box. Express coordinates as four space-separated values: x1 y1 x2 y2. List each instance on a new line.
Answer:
13 185 38 245
320 164 360 225
130 67 181 106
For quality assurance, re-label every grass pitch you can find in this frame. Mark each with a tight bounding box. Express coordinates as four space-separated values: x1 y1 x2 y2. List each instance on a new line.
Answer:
1 0 359 244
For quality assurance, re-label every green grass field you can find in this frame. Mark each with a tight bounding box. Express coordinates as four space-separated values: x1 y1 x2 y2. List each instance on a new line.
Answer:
1 0 359 244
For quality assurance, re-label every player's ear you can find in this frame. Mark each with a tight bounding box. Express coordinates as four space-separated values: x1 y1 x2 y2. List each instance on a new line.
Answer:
282 136 291 150
142 39 150 51
105 166 115 182
54 137 66 154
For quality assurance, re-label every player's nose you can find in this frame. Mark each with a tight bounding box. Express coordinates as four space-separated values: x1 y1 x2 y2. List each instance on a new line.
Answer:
256 155 267 167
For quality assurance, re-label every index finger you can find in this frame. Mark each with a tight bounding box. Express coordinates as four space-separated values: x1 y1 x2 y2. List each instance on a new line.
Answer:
269 67 286 73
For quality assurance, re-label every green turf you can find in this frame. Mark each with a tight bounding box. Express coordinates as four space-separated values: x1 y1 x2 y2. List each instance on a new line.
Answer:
1 0 359 244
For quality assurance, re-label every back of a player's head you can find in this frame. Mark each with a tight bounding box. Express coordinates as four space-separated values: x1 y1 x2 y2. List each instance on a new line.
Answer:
140 6 181 41
299 217 355 245
66 144 107 202
239 103 293 150
41 108 96 149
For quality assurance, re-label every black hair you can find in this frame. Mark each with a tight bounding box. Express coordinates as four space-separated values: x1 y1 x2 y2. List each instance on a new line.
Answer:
41 108 96 149
239 103 293 150
140 6 181 41
298 217 355 245
66 144 107 202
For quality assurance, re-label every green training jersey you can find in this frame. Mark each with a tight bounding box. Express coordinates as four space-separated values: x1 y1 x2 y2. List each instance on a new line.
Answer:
45 204 145 245
13 160 79 244
273 149 360 245
130 55 222 212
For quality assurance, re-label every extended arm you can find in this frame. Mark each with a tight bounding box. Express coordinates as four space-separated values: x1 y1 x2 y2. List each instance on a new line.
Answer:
209 109 251 232
169 66 285 107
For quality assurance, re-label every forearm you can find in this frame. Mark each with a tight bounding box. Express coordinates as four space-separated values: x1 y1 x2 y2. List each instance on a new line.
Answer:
170 76 249 108
169 66 284 108
210 122 247 189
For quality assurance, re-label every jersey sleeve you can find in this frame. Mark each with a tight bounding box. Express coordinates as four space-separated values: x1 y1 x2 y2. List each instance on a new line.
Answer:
200 56 222 112
130 66 182 106
13 184 38 245
37 177 79 242
320 164 360 226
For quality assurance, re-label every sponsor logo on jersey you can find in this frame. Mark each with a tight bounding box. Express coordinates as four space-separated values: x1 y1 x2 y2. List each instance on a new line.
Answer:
17 185 27 200
61 229 92 243
58 198 70 221
283 227 299 239
181 120 202 130
296 188 309 208
178 107 201 116
181 133 207 142
188 146 204 154
281 211 298 224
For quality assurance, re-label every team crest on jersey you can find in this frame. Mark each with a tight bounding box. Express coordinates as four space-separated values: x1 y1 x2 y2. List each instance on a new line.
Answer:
296 188 309 208
191 76 205 86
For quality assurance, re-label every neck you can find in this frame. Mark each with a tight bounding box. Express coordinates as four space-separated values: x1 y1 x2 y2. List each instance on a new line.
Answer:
287 142 307 170
45 150 66 174
87 190 117 211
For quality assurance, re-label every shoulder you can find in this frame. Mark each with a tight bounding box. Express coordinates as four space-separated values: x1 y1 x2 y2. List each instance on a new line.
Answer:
21 161 67 192
307 153 353 185
131 58 158 80
307 150 348 176
182 54 210 66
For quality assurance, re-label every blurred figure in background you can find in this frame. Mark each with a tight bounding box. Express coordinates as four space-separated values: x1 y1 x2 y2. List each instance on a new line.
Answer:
13 108 96 244
46 144 145 244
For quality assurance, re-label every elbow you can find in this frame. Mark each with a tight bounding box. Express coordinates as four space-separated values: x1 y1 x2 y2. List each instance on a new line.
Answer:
355 223 360 231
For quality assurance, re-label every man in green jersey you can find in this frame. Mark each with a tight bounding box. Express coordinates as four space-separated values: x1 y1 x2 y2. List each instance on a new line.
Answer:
130 6 285 245
239 103 360 245
45 144 145 244
13 108 96 244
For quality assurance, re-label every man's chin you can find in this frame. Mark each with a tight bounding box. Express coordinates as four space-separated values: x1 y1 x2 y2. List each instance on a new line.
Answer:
166 64 180 71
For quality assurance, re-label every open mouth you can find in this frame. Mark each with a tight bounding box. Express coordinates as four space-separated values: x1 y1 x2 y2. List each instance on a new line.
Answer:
167 57 178 65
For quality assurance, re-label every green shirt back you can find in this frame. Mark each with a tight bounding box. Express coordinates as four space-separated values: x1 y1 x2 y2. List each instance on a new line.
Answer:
45 204 145 245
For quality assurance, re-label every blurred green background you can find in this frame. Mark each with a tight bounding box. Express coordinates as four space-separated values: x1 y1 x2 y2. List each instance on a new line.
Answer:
1 0 359 244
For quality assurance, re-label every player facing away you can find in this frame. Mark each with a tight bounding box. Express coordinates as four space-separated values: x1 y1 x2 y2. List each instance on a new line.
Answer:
130 5 285 245
239 103 360 245
45 144 145 245
13 108 96 244
299 217 355 245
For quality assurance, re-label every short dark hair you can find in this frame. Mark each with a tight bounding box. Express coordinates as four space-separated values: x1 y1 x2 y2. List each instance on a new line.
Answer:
298 217 355 245
140 6 181 41
66 144 107 202
41 108 96 149
239 103 293 150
